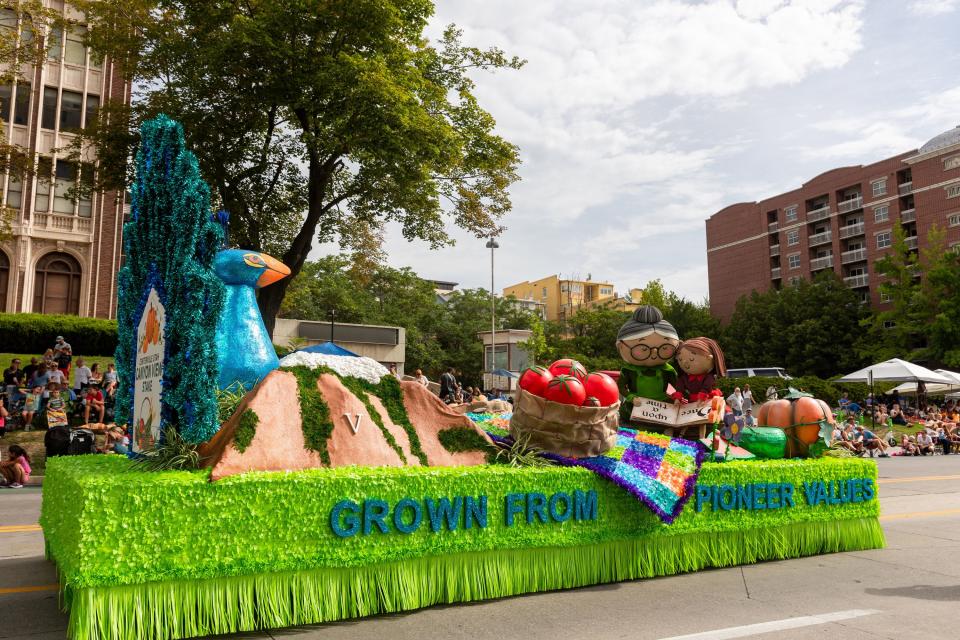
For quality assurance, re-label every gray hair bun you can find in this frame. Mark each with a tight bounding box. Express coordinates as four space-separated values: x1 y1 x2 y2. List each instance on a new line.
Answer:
617 305 679 341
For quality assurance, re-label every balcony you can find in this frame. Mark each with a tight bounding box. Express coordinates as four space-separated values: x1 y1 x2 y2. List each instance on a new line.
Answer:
808 230 832 246
810 255 834 271
768 221 779 233
837 196 863 214
841 248 867 264
30 213 93 234
898 181 913 195
769 244 780 257
905 235 919 250
900 208 916 223
838 222 865 239
771 267 781 279
806 205 830 222
844 274 870 288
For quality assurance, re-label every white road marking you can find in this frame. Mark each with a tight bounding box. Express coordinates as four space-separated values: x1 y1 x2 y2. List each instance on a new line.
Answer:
658 609 881 640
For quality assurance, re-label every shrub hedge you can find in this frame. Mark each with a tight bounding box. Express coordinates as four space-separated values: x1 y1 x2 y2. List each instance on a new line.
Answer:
716 375 895 408
0 313 118 356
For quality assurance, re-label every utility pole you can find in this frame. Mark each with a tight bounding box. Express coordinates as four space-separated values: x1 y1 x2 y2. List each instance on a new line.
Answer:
485 237 499 375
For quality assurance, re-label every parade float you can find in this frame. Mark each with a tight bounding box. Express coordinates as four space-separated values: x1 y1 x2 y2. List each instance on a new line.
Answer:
40 117 884 640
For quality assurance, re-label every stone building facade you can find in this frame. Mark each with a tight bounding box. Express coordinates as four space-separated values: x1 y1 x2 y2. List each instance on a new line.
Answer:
1 1 130 318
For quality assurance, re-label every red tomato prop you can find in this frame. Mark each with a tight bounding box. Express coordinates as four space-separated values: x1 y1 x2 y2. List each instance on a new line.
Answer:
518 366 554 397
548 358 587 382
543 374 587 406
583 396 601 407
583 372 619 407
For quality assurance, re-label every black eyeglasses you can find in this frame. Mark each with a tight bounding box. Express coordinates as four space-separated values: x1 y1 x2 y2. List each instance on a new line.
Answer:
619 340 677 361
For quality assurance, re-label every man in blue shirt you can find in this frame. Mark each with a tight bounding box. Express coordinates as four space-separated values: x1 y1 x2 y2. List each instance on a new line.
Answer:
857 426 889 458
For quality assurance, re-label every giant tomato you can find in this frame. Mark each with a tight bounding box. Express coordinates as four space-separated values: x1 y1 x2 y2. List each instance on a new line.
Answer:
543 374 587 405
548 358 587 382
584 372 619 407
518 365 554 397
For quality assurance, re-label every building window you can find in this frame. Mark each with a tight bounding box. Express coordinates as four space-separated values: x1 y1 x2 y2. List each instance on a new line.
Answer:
59 89 83 131
541 287 547 298
873 205 889 223
948 184 960 198
784 205 798 222
877 231 892 249
880 291 892 303
786 229 799 246
3 172 22 209
883 320 896 329
871 179 887 197
948 213 960 227
788 254 801 269
47 26 62 61
788 276 801 286
53 161 77 214
41 86 57 129
33 252 82 315
0 82 30 125
77 163 93 217
34 158 52 212
64 25 87 66
84 94 99 126
0 250 8 311
946 155 960 171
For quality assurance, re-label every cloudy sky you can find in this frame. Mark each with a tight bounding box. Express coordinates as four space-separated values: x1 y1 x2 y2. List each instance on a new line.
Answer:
369 0 960 301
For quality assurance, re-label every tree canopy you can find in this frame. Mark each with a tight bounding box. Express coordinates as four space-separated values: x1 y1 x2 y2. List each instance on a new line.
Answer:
74 0 524 334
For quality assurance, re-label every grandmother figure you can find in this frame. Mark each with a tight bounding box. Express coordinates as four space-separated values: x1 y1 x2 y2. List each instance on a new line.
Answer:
616 305 680 423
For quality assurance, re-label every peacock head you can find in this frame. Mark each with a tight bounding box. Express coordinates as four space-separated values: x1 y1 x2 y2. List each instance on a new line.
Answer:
214 249 291 289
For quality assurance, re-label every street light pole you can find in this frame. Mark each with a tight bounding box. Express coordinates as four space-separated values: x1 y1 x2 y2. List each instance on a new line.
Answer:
485 237 499 377
328 308 336 344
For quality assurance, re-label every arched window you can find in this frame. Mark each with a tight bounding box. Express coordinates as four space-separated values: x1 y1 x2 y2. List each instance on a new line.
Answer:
0 251 9 311
33 252 81 315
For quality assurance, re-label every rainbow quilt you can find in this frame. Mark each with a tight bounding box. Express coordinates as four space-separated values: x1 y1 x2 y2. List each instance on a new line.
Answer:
469 413 705 524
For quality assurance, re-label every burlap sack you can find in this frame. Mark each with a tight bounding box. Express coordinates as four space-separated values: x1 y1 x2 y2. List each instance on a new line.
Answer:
509 388 620 458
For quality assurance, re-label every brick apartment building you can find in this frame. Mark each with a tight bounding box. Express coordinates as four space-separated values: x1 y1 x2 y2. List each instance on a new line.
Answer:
1 1 130 319
706 125 960 321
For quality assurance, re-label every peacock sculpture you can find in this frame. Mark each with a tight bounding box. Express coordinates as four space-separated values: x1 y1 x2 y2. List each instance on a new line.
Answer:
213 249 291 391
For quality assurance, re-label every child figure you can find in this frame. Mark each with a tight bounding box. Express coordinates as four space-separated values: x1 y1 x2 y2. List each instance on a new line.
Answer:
671 337 726 404
0 444 31 488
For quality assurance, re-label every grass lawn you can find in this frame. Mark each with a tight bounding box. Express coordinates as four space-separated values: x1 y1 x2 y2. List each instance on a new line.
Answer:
0 352 115 388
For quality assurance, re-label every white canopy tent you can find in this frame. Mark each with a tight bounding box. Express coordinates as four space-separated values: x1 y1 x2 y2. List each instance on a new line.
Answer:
835 359 955 385
887 370 960 396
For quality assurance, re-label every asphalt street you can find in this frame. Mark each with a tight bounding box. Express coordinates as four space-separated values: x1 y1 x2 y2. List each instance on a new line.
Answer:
3 456 960 640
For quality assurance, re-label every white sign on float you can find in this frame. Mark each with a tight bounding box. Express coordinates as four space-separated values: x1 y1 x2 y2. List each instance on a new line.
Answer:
132 287 166 453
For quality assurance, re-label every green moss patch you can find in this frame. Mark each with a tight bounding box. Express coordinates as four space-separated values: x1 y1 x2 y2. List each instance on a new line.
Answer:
233 409 259 453
438 426 491 453
284 366 333 465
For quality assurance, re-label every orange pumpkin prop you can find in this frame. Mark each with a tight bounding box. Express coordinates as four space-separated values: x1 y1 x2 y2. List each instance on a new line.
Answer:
755 395 834 458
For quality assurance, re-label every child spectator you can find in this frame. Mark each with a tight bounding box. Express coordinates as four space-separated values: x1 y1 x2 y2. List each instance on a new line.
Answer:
84 385 106 424
899 434 919 456
89 363 102 385
46 365 66 388
21 386 42 431
53 336 73 376
46 384 66 413
916 430 935 456
103 364 118 397
101 425 130 455
73 357 92 392
0 444 31 488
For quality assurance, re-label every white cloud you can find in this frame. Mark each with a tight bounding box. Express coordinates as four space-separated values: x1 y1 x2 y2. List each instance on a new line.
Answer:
908 0 959 15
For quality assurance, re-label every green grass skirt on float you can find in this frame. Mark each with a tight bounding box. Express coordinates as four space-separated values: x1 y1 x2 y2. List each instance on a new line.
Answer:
41 456 884 640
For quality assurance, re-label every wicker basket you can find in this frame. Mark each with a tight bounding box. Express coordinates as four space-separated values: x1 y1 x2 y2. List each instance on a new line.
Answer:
509 388 620 458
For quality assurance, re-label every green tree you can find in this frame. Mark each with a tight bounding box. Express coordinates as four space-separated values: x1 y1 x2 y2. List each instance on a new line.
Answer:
517 313 548 366
919 227 960 366
725 272 866 378
859 225 924 361
75 0 524 336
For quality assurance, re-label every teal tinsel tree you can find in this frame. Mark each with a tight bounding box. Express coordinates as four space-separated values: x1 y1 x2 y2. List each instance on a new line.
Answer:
115 115 226 444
